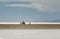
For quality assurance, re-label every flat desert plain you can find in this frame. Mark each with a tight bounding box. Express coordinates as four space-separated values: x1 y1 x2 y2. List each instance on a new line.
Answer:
0 24 60 29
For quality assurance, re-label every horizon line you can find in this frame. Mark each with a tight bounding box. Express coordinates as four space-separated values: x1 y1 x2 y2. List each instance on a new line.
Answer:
0 22 60 24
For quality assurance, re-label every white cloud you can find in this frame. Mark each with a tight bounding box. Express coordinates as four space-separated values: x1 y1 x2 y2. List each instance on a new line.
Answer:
6 4 32 8
6 2 44 11
31 3 45 11
1 0 60 13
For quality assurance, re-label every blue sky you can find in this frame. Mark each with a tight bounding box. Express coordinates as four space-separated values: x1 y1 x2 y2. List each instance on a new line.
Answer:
0 0 60 22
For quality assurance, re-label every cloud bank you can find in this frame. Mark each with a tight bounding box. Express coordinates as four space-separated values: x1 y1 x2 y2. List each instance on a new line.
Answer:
6 2 44 11
0 0 60 13
6 4 32 8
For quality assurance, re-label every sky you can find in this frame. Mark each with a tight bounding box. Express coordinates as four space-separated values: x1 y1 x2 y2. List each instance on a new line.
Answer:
0 0 60 22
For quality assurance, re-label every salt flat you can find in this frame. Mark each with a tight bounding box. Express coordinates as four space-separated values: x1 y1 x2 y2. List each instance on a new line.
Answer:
0 29 60 39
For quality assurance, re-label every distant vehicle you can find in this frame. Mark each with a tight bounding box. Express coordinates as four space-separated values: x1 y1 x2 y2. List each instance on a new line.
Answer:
22 21 25 25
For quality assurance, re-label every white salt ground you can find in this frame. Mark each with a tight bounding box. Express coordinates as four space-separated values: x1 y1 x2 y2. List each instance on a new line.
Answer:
0 29 60 39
